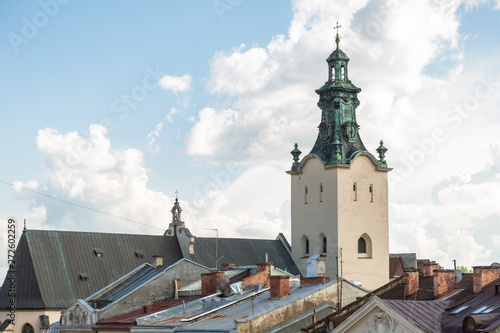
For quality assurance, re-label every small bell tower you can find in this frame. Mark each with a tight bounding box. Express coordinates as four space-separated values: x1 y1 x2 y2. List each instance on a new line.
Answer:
164 192 196 257
287 24 392 290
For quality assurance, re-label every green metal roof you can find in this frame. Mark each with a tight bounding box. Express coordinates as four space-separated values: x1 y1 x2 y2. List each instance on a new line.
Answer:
0 230 183 309
0 230 298 310
190 237 300 276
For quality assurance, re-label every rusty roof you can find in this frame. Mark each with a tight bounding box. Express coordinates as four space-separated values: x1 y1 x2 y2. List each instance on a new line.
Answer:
441 279 500 332
95 295 200 329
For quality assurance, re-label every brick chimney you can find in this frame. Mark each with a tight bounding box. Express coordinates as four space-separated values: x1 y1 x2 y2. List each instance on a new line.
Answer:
423 262 440 277
257 262 273 272
473 266 500 294
152 255 163 268
404 270 419 297
270 275 290 299
221 263 236 270
433 269 455 298
201 272 225 297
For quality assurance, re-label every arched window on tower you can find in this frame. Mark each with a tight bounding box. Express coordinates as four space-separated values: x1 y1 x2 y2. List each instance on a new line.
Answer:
341 66 345 81
358 233 372 259
301 235 309 257
358 237 366 253
331 66 336 81
317 233 327 254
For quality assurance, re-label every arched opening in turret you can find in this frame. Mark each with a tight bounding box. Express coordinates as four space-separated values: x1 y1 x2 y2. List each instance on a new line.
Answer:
301 235 309 257
330 65 335 81
341 66 345 81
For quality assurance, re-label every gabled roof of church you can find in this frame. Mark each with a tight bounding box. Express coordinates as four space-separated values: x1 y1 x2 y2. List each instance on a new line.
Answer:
0 230 183 309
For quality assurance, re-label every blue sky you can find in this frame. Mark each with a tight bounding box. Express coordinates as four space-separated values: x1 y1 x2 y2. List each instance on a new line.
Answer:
1 0 500 279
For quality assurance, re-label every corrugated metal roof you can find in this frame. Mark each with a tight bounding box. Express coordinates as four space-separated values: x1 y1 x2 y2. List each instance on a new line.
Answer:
0 230 298 310
94 265 160 305
384 299 449 333
190 237 299 276
0 230 183 309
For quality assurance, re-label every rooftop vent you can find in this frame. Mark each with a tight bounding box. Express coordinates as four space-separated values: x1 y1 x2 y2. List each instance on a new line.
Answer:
135 250 144 259
93 248 104 258
79 273 89 282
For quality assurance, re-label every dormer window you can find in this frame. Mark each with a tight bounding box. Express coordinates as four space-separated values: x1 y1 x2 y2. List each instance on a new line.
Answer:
93 248 103 258
135 250 144 259
79 273 89 282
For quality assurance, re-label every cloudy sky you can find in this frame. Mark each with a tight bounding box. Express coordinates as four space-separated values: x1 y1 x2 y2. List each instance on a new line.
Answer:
1 0 500 278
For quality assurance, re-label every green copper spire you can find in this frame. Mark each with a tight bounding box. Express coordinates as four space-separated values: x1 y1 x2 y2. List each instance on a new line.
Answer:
309 26 367 165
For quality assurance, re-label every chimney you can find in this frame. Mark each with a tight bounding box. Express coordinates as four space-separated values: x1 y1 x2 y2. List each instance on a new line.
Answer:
433 269 455 298
201 272 225 297
317 257 326 277
423 262 440 277
257 262 273 273
152 255 163 268
270 275 290 299
221 263 236 270
404 270 419 297
473 266 500 294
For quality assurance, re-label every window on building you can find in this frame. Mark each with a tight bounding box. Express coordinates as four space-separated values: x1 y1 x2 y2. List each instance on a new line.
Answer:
301 235 309 257
330 66 335 81
135 250 144 259
79 273 89 282
317 233 327 254
22 323 34 333
353 183 357 201
341 66 345 80
93 248 103 258
305 186 308 204
369 184 373 203
358 233 372 258
40 315 50 329
358 237 366 253
320 183 323 202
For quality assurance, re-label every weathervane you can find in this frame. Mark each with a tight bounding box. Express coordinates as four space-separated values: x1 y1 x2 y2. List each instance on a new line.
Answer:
175 190 178 200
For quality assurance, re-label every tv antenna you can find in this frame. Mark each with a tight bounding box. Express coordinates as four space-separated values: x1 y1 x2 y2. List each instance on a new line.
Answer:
203 228 223 271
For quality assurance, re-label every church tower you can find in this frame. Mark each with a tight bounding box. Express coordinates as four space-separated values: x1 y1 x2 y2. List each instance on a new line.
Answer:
287 28 391 290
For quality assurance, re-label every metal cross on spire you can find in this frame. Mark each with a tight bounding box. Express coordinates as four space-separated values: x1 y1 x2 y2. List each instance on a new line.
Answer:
334 21 341 37
334 20 341 49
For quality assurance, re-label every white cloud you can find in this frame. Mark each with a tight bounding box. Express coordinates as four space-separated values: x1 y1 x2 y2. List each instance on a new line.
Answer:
147 121 164 154
15 125 173 234
159 74 192 93
185 0 500 269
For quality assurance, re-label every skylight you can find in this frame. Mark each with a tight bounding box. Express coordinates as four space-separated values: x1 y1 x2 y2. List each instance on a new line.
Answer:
450 305 470 315
472 305 500 314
